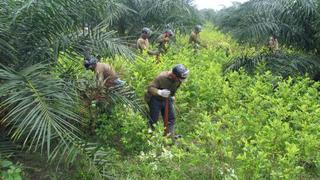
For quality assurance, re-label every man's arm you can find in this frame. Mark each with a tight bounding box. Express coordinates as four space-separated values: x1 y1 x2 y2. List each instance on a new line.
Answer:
137 39 146 52
157 35 170 44
96 72 104 87
148 77 161 96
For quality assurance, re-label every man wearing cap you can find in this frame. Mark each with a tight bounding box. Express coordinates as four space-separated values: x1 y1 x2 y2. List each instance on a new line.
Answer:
84 55 125 87
145 64 189 138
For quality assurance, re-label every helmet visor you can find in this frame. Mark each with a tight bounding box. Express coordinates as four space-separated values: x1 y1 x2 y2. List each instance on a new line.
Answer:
180 70 189 79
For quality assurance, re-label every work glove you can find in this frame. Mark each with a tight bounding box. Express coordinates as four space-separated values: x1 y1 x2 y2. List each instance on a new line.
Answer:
157 89 171 98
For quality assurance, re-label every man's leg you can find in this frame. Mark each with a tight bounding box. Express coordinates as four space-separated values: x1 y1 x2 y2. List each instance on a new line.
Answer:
160 98 175 134
148 97 161 131
167 98 176 134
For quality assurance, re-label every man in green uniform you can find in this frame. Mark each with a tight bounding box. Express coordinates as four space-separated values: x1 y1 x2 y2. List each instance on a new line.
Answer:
145 64 189 137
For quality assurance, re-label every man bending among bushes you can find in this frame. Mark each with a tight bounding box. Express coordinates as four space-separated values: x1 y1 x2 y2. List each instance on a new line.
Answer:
145 64 189 139
84 55 125 87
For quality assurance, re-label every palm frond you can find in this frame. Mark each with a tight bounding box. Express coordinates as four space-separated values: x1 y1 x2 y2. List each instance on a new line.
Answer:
1 0 135 68
78 78 148 118
50 139 120 179
223 51 320 78
106 83 148 117
100 0 136 26
0 133 19 157
214 0 320 51
0 63 82 157
84 24 135 61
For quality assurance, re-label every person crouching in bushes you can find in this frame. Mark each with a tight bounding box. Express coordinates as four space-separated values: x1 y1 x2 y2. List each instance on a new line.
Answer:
84 55 125 87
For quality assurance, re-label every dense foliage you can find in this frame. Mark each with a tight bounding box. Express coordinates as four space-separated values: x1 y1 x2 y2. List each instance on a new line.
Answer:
211 0 320 53
201 0 320 80
42 28 319 179
99 29 319 179
1 0 320 179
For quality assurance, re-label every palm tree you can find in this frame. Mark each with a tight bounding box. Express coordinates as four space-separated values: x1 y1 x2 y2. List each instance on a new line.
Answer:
112 0 202 37
214 0 320 52
1 0 136 68
0 0 202 177
211 0 320 78
0 1 143 176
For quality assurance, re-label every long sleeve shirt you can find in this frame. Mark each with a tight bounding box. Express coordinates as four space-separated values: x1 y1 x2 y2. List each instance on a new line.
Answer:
145 71 181 101
189 31 201 45
137 37 149 53
95 63 118 87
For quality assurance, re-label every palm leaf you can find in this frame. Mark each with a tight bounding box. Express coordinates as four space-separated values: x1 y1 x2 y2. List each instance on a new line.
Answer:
2 0 135 68
0 63 82 157
83 24 135 60
215 0 320 51
106 83 148 117
0 133 19 157
50 138 120 179
224 51 320 78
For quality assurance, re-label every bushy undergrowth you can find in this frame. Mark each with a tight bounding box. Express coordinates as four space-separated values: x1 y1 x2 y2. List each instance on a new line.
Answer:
93 27 320 179
0 158 22 180
46 27 320 179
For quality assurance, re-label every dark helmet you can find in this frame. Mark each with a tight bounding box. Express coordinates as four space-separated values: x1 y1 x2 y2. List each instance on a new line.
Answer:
172 64 189 79
84 55 97 69
142 27 151 35
194 25 202 32
165 29 174 37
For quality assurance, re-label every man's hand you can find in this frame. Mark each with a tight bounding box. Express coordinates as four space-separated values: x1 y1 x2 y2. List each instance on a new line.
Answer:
157 89 171 98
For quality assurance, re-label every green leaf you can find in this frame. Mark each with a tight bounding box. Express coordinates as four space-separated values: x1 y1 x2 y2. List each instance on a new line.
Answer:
0 160 13 168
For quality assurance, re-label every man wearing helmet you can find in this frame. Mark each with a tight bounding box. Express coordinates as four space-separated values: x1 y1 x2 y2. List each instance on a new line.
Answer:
84 55 124 87
155 29 174 62
137 27 152 54
145 64 189 138
189 25 205 50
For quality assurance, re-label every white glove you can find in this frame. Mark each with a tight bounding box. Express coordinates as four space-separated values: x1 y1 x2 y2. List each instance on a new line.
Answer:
157 89 171 98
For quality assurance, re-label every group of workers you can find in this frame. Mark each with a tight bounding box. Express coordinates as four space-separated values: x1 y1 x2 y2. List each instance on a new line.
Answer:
137 25 203 62
83 25 280 140
83 25 202 139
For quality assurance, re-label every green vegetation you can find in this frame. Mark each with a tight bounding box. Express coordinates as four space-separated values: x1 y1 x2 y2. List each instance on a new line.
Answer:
1 0 320 179
0 158 22 180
